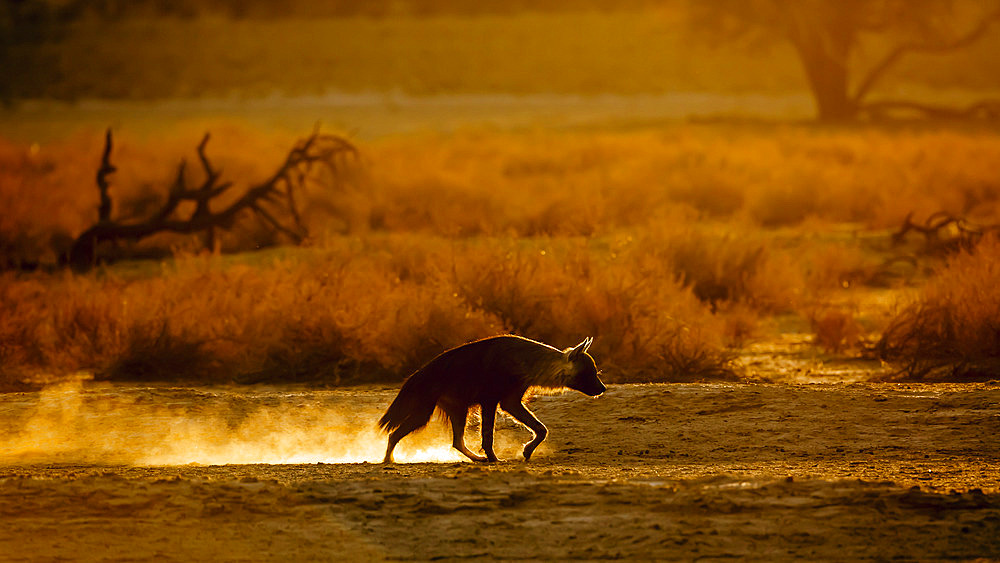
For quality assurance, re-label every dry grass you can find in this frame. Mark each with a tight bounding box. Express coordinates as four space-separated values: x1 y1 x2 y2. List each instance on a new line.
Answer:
6 125 1000 265
0 235 733 389
363 128 1000 235
809 308 864 354
877 235 1000 379
2 123 999 387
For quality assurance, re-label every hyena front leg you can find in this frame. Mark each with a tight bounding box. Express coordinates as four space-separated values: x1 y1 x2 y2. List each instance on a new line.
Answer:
500 397 548 462
480 402 500 462
444 406 488 462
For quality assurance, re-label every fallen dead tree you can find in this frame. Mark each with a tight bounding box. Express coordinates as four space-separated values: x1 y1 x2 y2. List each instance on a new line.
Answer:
68 129 357 271
859 99 1000 122
891 211 1000 255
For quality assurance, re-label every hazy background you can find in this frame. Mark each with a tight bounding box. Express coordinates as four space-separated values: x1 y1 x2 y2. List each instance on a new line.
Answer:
3 0 1000 138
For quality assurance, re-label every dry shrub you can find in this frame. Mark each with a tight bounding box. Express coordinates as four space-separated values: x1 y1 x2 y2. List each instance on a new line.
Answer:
809 308 863 354
641 222 803 314
452 241 559 336
0 242 507 387
727 129 1000 230
0 234 737 388
877 235 1000 379
0 275 51 385
0 136 97 267
716 302 760 348
665 170 746 219
452 237 737 382
366 131 662 237
8 123 1000 387
6 125 1000 267
423 127 1000 233
176 250 502 381
798 241 880 291
102 320 211 382
366 174 506 236
747 183 821 228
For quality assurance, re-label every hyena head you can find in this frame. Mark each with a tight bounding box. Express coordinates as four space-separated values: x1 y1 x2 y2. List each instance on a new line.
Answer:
562 337 606 397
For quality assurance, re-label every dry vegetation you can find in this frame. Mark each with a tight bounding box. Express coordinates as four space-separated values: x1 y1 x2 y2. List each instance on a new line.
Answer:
0 235 736 389
2 123 1000 389
877 234 1000 379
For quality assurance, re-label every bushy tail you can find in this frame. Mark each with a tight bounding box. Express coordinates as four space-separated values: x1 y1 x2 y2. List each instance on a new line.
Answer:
378 370 439 434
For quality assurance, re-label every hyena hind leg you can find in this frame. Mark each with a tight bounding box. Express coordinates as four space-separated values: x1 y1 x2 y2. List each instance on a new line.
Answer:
383 427 408 464
444 406 488 463
383 415 430 464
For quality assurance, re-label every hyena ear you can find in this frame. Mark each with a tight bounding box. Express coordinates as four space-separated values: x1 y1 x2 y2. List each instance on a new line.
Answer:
565 337 593 361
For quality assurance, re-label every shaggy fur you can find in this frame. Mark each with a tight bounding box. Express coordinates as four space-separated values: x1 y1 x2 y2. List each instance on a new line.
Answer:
379 335 605 463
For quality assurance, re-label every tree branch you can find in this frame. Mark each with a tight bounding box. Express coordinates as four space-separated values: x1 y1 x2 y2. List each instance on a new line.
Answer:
860 98 1000 120
69 130 358 271
891 210 1000 255
96 128 116 223
852 10 1000 106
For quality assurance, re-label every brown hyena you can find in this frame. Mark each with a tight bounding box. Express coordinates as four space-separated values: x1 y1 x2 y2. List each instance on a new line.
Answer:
378 335 605 463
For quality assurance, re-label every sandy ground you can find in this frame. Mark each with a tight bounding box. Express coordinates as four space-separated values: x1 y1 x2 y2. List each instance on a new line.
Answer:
2 381 999 560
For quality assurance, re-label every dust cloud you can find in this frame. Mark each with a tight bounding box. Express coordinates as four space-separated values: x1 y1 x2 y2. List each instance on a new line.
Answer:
0 379 467 466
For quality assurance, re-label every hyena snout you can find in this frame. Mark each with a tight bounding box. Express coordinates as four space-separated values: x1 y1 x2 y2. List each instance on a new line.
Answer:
571 370 606 397
580 379 607 397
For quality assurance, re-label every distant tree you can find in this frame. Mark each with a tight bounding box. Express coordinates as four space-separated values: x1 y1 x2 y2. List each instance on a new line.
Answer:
0 0 70 104
688 0 1000 121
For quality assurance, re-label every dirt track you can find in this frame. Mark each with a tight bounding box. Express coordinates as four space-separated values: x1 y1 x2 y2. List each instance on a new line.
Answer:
2 382 999 560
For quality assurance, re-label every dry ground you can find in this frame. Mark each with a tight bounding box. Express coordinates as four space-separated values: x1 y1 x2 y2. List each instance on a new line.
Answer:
2 382 999 560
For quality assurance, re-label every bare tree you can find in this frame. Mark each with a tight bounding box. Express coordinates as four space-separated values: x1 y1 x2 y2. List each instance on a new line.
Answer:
891 211 1000 255
69 129 357 270
688 0 1000 121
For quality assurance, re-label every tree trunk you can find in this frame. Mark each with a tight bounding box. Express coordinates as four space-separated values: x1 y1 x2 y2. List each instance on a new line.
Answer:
793 36 856 122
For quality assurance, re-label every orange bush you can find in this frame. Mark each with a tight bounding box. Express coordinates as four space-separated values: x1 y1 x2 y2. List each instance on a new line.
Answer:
4 123 998 388
5 125 1000 265
0 234 740 389
877 235 1000 379
809 308 863 354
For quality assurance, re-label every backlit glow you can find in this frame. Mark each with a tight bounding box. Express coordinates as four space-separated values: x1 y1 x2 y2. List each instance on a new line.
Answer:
0 380 466 466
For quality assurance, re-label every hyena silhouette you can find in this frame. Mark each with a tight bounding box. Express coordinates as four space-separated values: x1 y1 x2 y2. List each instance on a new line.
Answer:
378 335 605 463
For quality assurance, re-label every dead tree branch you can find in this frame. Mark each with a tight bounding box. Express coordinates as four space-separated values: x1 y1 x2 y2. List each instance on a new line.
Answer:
96 128 115 223
852 9 1000 107
69 130 357 270
860 99 1000 121
891 211 1000 254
